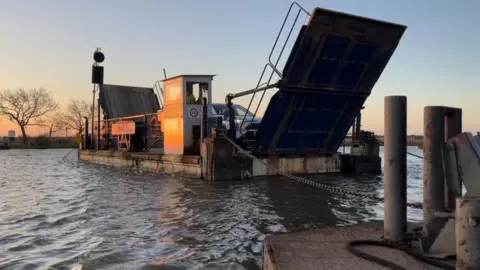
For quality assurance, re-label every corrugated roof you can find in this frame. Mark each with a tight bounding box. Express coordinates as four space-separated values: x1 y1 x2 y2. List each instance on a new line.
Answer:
99 84 160 119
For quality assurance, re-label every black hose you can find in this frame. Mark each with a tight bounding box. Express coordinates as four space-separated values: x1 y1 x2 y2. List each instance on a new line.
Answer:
346 240 455 270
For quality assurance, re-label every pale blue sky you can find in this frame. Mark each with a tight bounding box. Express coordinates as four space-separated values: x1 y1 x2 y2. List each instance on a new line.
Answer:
0 0 478 134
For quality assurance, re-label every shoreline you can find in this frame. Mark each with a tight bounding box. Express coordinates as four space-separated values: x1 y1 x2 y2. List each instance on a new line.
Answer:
4 143 77 150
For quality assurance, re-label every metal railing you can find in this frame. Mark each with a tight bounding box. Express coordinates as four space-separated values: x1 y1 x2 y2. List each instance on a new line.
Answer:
237 2 311 143
85 112 163 151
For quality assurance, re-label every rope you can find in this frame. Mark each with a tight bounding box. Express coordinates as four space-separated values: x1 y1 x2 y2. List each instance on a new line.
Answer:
220 135 423 209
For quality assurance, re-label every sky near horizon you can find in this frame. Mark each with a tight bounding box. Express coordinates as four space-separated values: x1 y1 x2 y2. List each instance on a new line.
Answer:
0 0 478 136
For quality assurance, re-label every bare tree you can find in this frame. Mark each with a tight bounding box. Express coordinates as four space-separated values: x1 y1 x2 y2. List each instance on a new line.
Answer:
59 99 91 135
35 111 66 139
0 88 58 143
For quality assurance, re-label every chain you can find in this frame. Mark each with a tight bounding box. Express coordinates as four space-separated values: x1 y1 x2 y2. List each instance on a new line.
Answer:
62 148 77 160
221 134 423 209
406 152 423 159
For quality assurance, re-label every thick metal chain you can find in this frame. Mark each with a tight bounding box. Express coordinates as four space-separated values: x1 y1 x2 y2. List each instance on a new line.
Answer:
221 135 423 209
406 152 424 159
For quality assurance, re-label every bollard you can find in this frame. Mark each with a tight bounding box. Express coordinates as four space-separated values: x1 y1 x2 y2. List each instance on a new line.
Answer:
383 96 407 242
455 196 480 270
423 106 446 228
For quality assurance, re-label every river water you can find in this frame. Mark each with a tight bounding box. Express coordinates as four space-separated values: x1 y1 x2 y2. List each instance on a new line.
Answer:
0 147 424 270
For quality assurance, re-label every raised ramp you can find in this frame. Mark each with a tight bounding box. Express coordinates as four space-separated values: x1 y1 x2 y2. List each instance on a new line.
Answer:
99 84 161 119
252 8 406 157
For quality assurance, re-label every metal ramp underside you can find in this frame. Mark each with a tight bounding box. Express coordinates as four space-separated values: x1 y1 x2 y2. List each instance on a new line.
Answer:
99 84 161 120
252 8 406 157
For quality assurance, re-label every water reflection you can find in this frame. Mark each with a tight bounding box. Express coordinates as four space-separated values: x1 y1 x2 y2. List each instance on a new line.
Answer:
0 147 424 269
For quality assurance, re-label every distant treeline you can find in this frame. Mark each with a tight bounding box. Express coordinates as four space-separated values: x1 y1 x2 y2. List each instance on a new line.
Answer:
1 136 74 142
2 136 77 149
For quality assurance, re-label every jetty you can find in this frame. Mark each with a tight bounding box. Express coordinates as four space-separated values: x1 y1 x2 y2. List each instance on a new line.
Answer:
262 93 480 269
262 222 449 270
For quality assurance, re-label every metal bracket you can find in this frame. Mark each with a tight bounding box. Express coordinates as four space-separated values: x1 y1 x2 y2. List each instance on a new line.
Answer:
420 132 480 257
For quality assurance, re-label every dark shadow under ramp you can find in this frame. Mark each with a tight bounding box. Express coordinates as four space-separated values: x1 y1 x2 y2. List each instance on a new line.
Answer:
252 8 406 157
99 84 161 119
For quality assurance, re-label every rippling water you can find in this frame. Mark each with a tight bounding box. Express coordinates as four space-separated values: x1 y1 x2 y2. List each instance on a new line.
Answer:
0 147 424 269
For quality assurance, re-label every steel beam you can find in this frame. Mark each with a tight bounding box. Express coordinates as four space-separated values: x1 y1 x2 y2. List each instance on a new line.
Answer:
226 82 279 100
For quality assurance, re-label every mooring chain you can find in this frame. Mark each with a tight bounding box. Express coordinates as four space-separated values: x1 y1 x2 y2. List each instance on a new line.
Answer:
406 152 423 160
221 135 423 209
62 148 77 160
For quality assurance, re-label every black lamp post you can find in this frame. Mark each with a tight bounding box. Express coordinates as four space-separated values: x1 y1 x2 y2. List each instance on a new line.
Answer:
91 48 105 150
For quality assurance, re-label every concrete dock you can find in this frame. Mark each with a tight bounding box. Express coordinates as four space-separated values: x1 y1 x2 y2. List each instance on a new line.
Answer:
262 221 455 270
